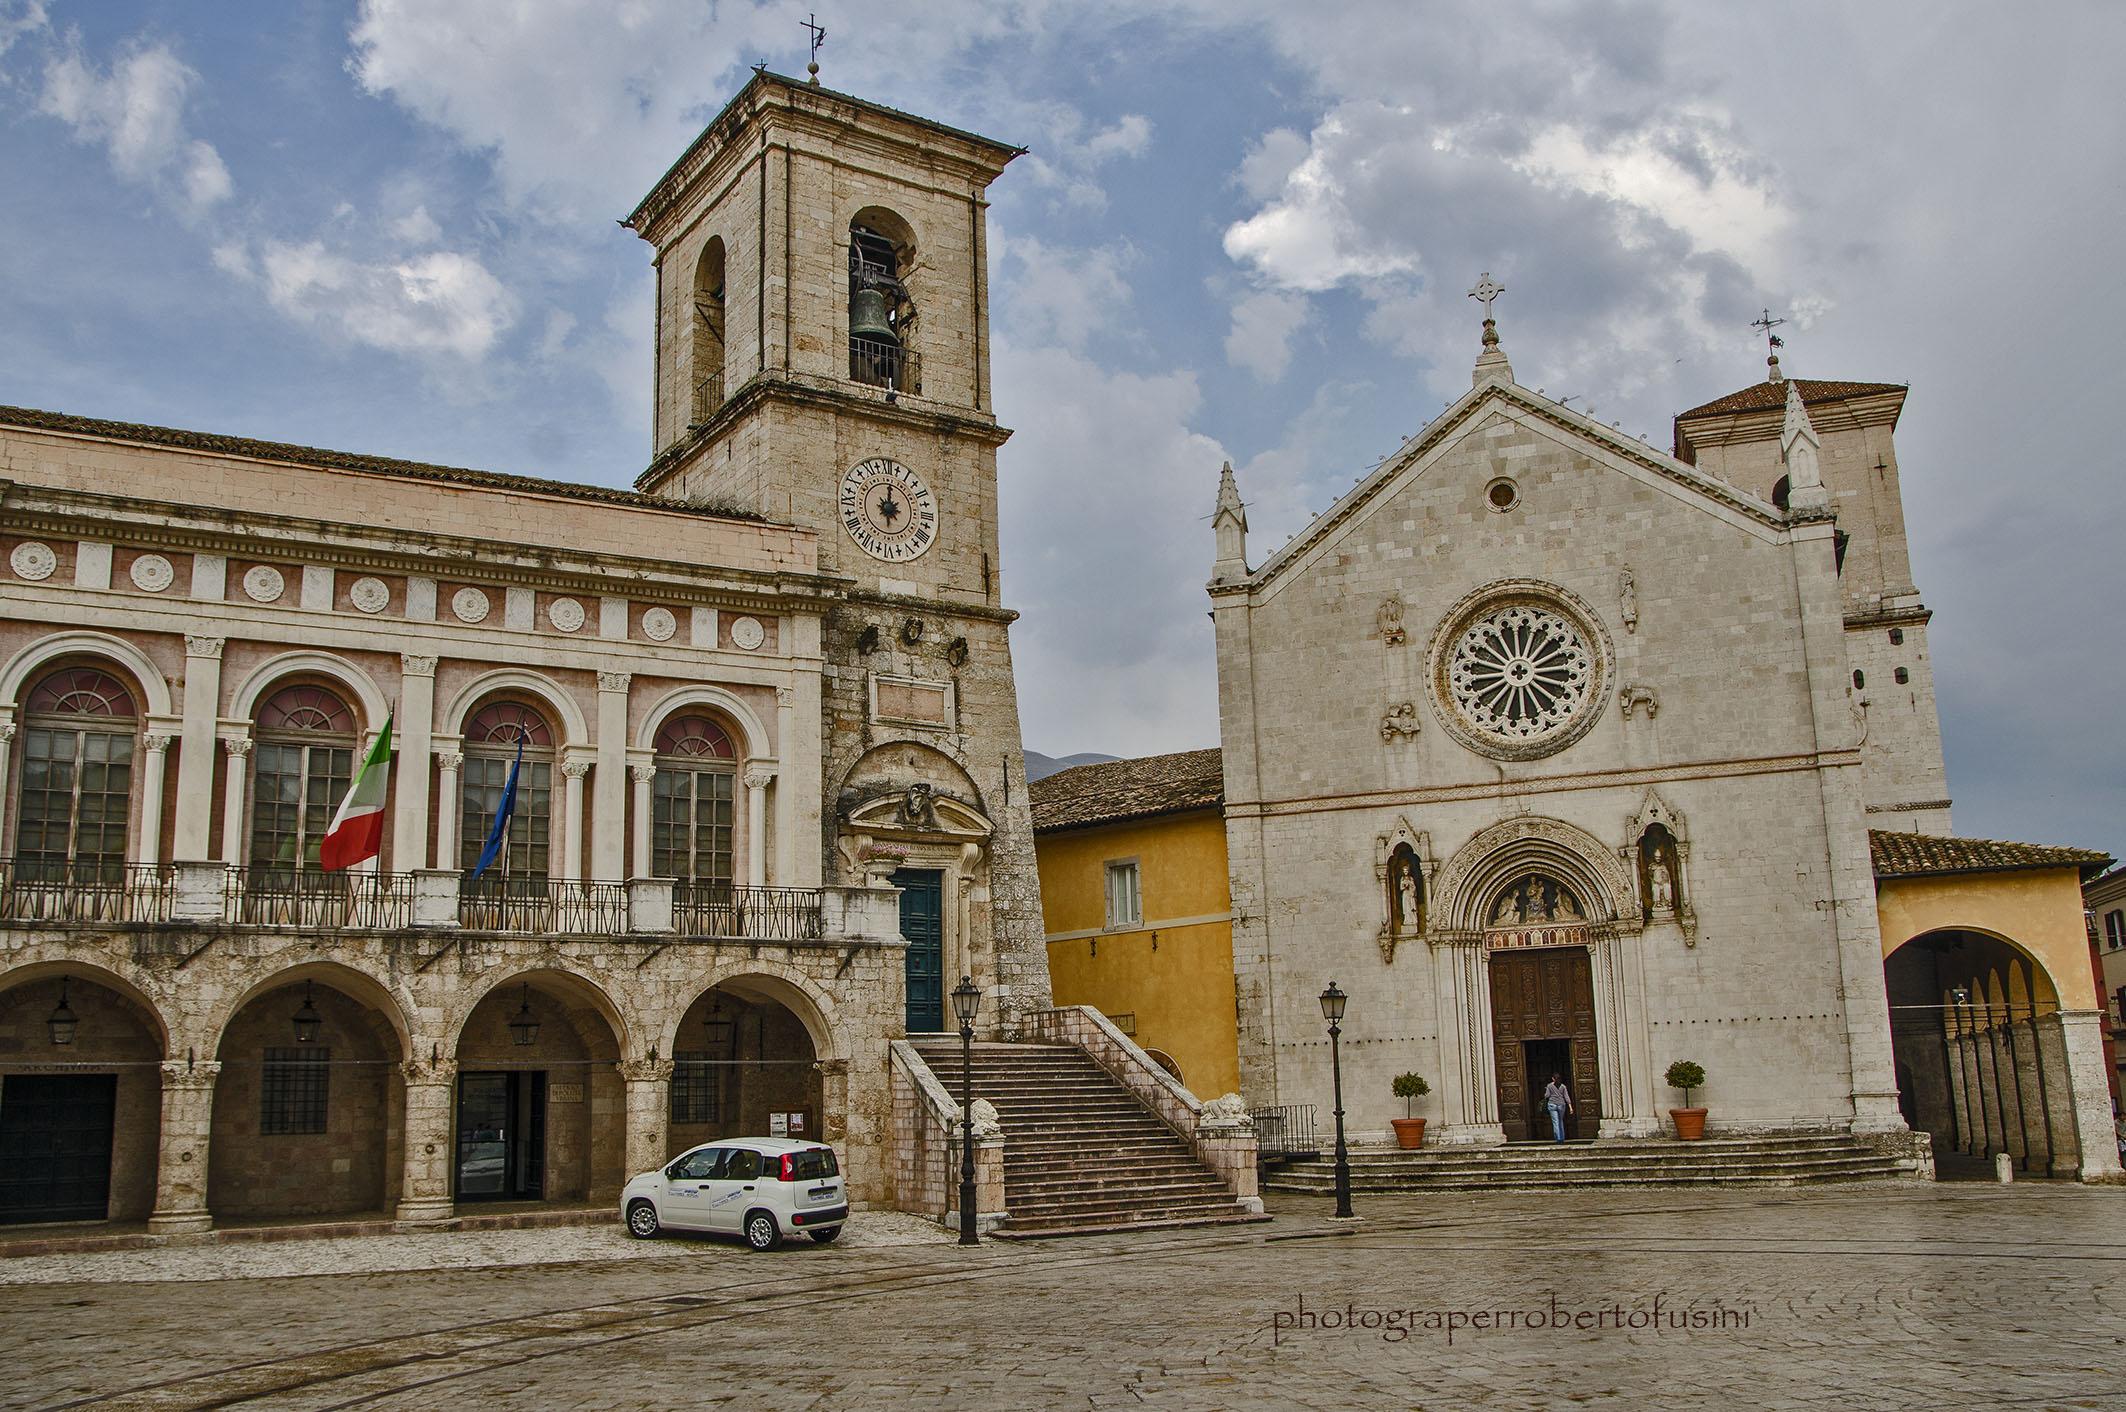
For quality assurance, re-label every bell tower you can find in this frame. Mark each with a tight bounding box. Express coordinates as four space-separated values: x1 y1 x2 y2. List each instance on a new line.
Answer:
623 72 1052 1028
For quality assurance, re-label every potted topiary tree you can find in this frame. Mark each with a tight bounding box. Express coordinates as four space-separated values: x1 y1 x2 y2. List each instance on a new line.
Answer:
1665 1060 1707 1140
1390 1073 1431 1148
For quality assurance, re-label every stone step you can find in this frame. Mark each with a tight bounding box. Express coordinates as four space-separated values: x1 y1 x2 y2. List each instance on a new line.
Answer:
1302 1138 1876 1167
1266 1159 1908 1194
1006 1171 1231 1197
992 1211 1274 1240
1006 1189 1244 1219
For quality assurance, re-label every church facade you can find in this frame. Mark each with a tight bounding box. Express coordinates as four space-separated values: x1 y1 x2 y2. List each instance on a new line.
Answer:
1210 314 2119 1176
0 71 1050 1233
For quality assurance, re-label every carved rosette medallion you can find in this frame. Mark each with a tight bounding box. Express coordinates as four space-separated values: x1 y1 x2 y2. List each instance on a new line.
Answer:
450 587 491 623
1429 580 1611 762
729 615 764 650
10 542 57 581
641 607 677 642
350 576 390 613
548 596 585 633
242 565 285 603
129 554 175 592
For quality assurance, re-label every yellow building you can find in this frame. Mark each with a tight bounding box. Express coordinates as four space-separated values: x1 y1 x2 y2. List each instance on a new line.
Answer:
1029 750 1240 1098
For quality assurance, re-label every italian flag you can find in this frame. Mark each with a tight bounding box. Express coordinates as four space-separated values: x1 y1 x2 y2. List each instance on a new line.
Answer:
320 712 393 871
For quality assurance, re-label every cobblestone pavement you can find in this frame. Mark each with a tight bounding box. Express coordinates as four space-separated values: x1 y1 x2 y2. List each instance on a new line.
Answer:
2 1182 2122 1410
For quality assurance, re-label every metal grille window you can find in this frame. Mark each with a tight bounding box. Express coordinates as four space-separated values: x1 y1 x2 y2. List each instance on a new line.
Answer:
15 667 137 880
459 701 554 879
651 715 737 886
248 685 356 880
1104 859 1141 929
260 1046 329 1135
670 1050 719 1124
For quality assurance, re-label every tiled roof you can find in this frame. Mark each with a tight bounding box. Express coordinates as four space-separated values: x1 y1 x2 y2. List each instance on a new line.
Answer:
1029 748 1223 833
1870 830 2114 881
1675 377 1907 421
0 404 750 519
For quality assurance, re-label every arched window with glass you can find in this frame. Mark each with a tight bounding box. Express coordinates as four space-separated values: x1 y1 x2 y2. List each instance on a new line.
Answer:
15 666 138 882
248 684 358 883
459 700 554 885
652 715 736 892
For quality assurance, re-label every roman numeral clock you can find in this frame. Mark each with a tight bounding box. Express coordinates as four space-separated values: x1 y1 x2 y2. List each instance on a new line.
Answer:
839 456 938 563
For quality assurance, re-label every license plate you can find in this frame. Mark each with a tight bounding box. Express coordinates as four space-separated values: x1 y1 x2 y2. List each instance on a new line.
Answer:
808 1186 836 1199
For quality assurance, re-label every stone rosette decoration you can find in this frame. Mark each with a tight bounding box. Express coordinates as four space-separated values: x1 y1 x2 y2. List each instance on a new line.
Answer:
1428 578 1612 762
10 541 57 580
242 565 284 603
128 554 175 592
451 586 490 624
641 606 678 642
728 614 764 650
349 576 390 614
547 596 585 632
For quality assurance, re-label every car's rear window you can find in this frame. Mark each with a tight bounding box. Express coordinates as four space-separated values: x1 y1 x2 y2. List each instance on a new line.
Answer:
789 1148 838 1180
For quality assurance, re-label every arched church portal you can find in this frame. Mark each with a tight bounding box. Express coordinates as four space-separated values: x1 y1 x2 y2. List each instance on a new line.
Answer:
1485 872 1602 1141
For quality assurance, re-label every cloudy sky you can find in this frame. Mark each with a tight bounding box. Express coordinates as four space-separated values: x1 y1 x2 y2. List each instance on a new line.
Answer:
3 1 2121 859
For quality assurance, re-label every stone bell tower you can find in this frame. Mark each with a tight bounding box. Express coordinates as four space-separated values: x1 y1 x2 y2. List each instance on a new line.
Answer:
623 71 1052 1032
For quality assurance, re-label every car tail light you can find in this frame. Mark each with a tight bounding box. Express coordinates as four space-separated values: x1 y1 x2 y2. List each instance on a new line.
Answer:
775 1154 795 1182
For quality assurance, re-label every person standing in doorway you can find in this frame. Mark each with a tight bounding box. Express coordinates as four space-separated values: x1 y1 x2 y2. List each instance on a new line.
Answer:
1544 1072 1574 1142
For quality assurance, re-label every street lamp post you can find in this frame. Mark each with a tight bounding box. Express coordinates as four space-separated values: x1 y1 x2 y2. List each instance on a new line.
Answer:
1320 981 1354 1219
951 974 982 1246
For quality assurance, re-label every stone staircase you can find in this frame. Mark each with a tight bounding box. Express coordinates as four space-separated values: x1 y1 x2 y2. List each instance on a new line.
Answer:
910 1040 1264 1236
1265 1133 1918 1195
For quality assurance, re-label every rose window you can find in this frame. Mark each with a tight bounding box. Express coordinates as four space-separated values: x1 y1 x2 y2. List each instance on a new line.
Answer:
1447 604 1593 742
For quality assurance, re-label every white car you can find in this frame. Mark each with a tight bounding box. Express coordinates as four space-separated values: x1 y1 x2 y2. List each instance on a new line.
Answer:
622 1138 848 1250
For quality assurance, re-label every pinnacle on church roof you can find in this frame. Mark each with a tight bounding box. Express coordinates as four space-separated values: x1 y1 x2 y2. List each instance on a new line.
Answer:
1469 272 1513 388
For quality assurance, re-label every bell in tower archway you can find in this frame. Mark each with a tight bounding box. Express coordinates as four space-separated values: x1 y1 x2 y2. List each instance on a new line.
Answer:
850 280 898 343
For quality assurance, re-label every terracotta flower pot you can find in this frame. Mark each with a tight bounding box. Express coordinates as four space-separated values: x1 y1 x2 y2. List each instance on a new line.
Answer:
1670 1107 1708 1140
1391 1117 1427 1149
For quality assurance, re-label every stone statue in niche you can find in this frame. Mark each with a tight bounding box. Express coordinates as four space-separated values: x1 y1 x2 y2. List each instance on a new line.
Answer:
1639 823 1682 919
898 781 937 830
1490 874 1584 927
1387 843 1423 935
1378 595 1407 646
1619 566 1638 633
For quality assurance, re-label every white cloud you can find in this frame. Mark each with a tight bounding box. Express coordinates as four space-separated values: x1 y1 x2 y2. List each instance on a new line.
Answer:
236 240 518 360
0 0 47 59
389 206 442 246
993 235 1135 352
39 36 232 215
1222 108 1423 291
1224 290 1310 382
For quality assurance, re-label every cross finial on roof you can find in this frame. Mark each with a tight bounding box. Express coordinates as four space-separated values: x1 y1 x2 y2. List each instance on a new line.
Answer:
1469 272 1512 387
803 13 827 83
1751 308 1787 381
1469 272 1504 318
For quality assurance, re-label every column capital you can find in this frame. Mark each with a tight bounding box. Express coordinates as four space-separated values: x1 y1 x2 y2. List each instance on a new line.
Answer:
144 732 177 754
0 721 14 746
631 762 658 783
597 671 632 694
618 1057 675 1084
222 736 253 759
437 751 465 773
743 764 776 791
184 635 225 660
159 1059 222 1088
401 653 438 678
401 1057 458 1086
561 758 593 780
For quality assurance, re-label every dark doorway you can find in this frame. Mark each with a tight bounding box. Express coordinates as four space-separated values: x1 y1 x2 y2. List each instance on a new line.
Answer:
1490 946 1602 1140
894 868 945 1033
455 1071 545 1201
0 1074 117 1223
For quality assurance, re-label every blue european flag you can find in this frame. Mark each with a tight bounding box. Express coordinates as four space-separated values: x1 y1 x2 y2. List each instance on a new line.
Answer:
469 734 524 882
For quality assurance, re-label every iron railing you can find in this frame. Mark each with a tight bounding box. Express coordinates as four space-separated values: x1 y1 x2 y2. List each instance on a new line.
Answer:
231 867 416 929
691 372 725 425
1250 1103 1320 1164
849 338 921 395
673 882 826 941
458 876 627 934
0 858 172 924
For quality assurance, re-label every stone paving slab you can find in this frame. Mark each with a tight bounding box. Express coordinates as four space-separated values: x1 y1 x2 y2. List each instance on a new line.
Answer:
0 1184 2119 1410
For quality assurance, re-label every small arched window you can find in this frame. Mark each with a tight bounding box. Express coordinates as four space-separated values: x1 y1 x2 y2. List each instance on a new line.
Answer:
652 715 737 887
1771 476 1791 512
849 212 918 394
16 666 139 879
459 700 554 880
249 684 358 878
691 237 726 426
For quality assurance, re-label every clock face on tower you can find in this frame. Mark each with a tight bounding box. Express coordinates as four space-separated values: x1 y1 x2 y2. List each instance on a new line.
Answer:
839 457 939 563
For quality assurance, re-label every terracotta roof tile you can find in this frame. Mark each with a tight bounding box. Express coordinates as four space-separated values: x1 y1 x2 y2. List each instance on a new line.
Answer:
0 403 754 520
1675 377 1907 421
1869 830 2113 881
1029 749 1223 833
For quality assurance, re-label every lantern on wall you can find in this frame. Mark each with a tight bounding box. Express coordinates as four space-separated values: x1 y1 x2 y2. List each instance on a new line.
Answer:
47 979 78 1047
508 985 539 1047
292 982 322 1044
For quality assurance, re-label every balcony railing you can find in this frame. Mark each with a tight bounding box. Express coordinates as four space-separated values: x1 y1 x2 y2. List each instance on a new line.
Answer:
1250 1104 1320 1164
0 858 171 924
674 882 826 941
849 337 921 395
691 371 725 425
231 867 416 929
459 876 627 935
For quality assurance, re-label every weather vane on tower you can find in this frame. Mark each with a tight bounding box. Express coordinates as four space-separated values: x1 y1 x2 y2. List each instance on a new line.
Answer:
1751 308 1786 379
803 13 827 83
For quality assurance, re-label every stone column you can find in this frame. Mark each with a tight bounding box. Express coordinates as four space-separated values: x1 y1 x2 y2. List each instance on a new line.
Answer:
172 635 223 861
135 732 175 868
397 1058 457 1224
560 757 592 883
743 764 774 887
434 751 464 870
149 1060 222 1234
593 672 630 880
0 719 15 851
393 655 437 871
218 737 251 866
630 762 657 877
2052 1010 2126 1183
774 682 802 884
620 1058 675 1177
